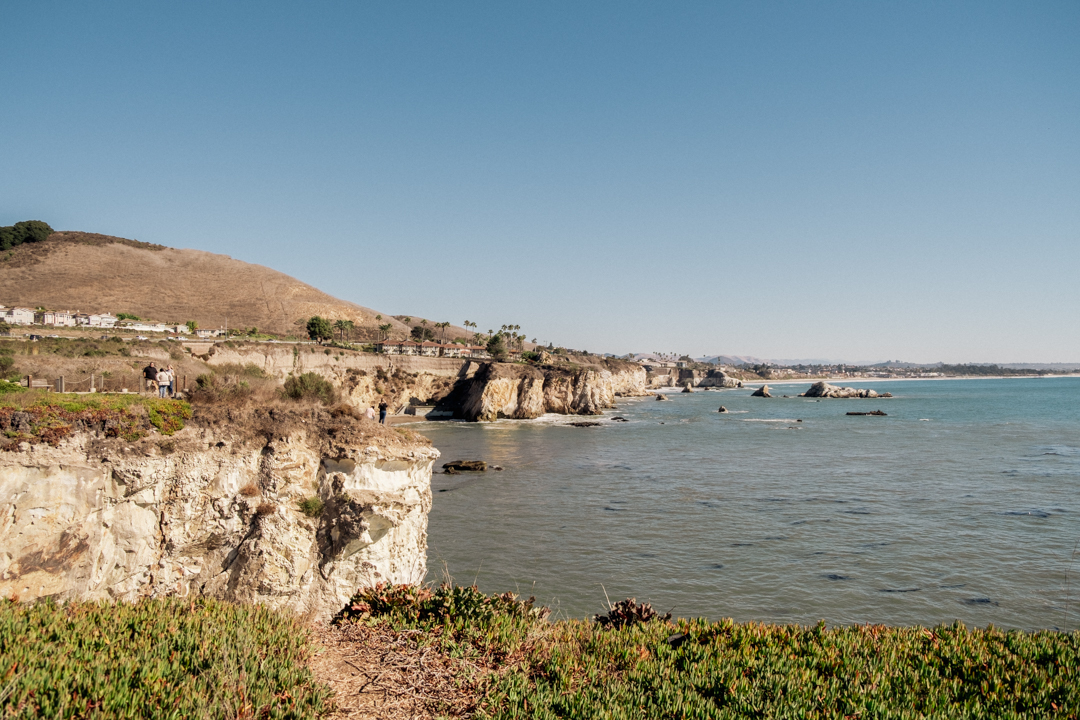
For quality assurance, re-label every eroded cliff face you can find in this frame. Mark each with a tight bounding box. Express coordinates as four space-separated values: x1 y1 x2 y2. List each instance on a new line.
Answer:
459 360 648 421
0 409 436 620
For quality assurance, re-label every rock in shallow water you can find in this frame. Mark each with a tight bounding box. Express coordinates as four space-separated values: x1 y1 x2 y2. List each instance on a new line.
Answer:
442 460 487 472
803 381 892 399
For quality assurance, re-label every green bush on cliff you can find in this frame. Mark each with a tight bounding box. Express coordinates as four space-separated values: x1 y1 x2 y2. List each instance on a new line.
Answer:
283 372 337 404
0 597 331 719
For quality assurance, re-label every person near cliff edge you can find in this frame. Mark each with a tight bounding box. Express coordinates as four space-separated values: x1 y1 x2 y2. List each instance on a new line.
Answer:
378 400 389 424
365 405 376 421
142 362 158 394
156 366 171 398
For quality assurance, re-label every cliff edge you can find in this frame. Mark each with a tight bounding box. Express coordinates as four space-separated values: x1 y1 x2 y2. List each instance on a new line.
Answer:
0 406 437 620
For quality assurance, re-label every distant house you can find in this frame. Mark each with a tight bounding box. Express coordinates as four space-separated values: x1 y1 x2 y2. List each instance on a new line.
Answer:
121 321 170 333
467 345 491 359
418 341 441 357
2 307 35 325
37 310 77 327
441 344 467 358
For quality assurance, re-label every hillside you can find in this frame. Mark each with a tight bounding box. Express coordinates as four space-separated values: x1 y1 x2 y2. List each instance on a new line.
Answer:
0 231 412 338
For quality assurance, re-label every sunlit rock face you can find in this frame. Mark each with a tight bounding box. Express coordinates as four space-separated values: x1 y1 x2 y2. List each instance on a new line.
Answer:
0 414 436 621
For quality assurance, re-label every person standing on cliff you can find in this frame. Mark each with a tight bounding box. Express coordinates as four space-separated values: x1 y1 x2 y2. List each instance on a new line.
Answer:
378 400 389 424
166 364 177 397
365 405 376 421
156 366 171 398
142 362 158 394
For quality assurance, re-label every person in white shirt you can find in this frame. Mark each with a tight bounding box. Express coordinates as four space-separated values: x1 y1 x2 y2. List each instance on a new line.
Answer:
157 367 171 398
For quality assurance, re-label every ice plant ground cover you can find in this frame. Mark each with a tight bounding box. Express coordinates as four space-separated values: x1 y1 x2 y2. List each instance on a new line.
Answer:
0 597 331 719
0 390 191 444
335 584 1080 719
2 588 1078 718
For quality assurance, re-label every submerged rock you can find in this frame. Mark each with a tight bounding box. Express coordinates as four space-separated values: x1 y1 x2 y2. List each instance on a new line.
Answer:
718 406 728 413
681 385 694 393
655 393 670 401
846 410 887 416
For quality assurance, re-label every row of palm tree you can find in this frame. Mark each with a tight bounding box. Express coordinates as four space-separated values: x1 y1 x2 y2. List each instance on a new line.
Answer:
332 319 355 342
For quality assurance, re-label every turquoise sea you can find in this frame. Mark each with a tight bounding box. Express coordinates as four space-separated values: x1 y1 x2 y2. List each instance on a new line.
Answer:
422 377 1080 630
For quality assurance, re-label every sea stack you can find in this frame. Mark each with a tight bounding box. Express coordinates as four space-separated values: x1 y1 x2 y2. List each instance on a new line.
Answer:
751 385 772 398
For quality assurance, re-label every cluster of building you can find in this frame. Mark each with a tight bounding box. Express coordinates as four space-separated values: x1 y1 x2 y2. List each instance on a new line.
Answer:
1 307 119 328
374 340 495 359
1 306 224 337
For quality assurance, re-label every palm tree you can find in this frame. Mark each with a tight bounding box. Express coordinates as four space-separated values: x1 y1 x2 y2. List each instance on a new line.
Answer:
420 319 429 341
437 321 450 342
333 319 347 341
343 320 355 343
379 323 392 341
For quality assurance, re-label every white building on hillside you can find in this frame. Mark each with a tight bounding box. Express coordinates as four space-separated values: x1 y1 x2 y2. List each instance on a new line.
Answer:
1 307 35 325
37 310 78 326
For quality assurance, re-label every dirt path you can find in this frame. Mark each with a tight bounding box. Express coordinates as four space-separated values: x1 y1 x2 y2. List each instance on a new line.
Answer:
307 623 483 719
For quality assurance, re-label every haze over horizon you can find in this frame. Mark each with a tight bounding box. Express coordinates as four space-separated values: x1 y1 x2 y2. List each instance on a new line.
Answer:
3 2 1077 363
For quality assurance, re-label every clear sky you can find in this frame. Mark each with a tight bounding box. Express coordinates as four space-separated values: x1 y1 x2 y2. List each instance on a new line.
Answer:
3 2 1078 363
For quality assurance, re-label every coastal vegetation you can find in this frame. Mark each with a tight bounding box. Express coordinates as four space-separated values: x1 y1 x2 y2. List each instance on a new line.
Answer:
325 584 1080 719
8 585 1075 718
0 220 53 250
0 597 331 719
0 392 191 445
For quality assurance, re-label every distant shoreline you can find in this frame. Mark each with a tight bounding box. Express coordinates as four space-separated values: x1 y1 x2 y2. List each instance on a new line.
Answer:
737 373 1080 387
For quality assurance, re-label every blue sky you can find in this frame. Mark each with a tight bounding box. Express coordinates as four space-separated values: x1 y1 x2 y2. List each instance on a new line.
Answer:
3 2 1078 362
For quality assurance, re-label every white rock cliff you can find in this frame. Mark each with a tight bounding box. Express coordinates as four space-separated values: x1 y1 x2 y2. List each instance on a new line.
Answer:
0 410 436 620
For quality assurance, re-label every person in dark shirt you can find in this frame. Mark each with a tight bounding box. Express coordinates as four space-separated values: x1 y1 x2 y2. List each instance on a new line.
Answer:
142 362 158 394
378 400 389 424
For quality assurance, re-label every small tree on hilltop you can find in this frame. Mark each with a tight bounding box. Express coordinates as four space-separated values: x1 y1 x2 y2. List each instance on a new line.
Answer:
306 316 333 344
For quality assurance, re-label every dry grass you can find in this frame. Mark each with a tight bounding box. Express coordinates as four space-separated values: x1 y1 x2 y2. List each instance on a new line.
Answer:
309 623 486 720
0 232 406 337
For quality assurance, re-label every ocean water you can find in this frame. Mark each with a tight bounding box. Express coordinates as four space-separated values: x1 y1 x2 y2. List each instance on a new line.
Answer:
422 377 1080 630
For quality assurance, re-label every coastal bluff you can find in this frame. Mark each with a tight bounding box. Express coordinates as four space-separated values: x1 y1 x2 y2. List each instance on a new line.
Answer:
0 407 437 620
455 358 649 421
201 344 648 421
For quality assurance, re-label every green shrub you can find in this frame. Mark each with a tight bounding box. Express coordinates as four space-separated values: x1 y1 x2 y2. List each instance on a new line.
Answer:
0 379 25 395
0 597 331 718
335 582 548 628
297 496 324 517
0 220 53 250
282 372 337 404
145 398 192 435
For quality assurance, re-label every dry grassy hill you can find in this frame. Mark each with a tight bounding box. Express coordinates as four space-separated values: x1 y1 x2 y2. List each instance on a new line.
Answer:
0 232 413 339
